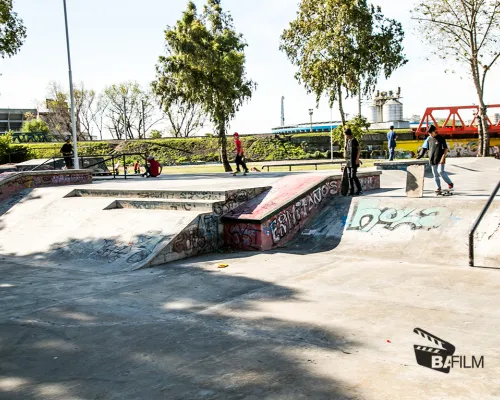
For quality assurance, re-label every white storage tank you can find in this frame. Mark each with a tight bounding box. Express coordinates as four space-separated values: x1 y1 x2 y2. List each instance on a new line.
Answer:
493 113 500 124
383 99 403 122
369 106 379 123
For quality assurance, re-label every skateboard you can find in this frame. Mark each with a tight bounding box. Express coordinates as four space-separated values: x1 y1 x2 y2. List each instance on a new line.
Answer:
436 189 453 196
340 166 349 196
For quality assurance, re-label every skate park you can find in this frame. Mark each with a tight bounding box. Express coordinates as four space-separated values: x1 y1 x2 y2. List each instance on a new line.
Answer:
1 157 499 399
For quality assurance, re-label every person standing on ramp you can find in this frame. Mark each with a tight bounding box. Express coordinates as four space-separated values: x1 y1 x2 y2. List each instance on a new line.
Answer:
387 125 397 161
344 128 363 196
423 125 454 194
232 132 249 176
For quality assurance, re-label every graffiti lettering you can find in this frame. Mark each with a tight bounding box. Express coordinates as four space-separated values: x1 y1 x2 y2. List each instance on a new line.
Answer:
268 180 339 244
227 223 261 250
348 200 448 232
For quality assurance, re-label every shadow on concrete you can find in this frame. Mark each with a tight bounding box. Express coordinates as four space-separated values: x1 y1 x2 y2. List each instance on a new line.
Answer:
284 197 354 255
0 242 361 399
0 189 42 231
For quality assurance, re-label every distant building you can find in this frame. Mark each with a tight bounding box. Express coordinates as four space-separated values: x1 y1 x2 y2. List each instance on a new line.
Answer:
0 108 37 133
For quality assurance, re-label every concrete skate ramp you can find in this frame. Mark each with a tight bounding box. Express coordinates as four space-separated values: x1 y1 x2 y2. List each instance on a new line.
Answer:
294 196 500 268
0 186 217 272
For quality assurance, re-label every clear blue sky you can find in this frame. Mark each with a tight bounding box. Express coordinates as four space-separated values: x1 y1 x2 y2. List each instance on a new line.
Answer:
1 0 499 137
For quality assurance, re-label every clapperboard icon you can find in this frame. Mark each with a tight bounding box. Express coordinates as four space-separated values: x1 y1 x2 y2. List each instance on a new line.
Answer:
413 328 456 373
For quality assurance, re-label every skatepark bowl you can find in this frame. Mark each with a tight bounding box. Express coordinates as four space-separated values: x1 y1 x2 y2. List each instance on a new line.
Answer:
0 157 499 399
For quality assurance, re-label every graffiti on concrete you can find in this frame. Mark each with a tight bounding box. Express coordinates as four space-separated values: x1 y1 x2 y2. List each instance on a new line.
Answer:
1 172 91 203
268 180 339 244
126 231 166 264
173 214 219 254
214 188 268 217
347 200 449 232
226 223 261 250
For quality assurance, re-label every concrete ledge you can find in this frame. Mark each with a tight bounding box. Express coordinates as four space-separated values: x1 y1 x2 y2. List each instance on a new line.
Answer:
374 160 430 171
223 171 381 251
0 169 92 203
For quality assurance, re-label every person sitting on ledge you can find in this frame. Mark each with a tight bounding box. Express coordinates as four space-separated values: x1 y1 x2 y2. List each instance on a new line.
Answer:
142 156 162 178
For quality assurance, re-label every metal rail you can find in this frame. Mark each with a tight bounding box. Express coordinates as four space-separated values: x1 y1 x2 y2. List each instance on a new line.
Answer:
30 157 59 171
469 180 500 267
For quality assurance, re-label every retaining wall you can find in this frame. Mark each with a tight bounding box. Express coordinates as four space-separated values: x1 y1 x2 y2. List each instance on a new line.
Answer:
0 170 92 203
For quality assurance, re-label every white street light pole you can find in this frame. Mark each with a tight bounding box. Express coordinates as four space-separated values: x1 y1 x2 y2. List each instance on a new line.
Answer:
330 106 334 161
63 0 79 169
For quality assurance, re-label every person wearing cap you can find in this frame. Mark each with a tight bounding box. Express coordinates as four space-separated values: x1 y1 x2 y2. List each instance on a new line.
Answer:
417 125 454 194
232 132 249 176
142 156 162 178
344 128 363 196
60 137 74 169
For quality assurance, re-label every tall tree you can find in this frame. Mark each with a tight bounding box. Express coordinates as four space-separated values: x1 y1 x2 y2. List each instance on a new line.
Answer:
165 101 206 137
104 82 162 140
412 0 500 157
152 0 255 171
0 0 26 59
74 83 97 140
42 81 72 140
280 0 407 125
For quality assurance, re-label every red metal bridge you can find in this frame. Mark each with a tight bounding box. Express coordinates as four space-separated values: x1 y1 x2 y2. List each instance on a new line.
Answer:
415 104 500 139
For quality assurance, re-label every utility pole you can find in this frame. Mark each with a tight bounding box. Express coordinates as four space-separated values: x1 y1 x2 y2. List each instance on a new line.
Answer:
330 106 334 161
142 99 146 139
123 97 127 141
63 0 79 169
358 82 362 117
309 109 314 132
281 96 285 127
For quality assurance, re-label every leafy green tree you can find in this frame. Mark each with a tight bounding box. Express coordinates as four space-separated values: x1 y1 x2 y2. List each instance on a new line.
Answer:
0 131 13 161
152 0 256 171
0 0 26 58
412 0 500 157
149 129 162 139
21 118 50 134
332 115 370 152
280 0 407 125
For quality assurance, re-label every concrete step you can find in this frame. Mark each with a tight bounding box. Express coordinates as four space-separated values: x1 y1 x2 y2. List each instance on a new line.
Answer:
104 198 223 213
66 188 229 201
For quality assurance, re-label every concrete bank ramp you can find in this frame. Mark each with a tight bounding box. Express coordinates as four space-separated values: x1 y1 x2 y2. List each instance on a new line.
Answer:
294 196 500 268
0 186 269 272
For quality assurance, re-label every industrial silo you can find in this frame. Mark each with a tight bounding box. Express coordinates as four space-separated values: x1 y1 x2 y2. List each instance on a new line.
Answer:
369 105 379 123
383 99 403 122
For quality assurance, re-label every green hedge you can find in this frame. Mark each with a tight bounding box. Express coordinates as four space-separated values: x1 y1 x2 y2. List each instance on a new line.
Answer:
15 132 403 165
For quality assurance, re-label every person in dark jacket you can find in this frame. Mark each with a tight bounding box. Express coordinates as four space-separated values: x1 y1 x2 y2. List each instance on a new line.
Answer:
419 125 454 194
344 128 363 196
60 137 74 169
387 125 397 161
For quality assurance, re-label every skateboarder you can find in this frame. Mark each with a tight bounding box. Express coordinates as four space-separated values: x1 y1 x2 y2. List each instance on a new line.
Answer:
233 132 249 176
60 137 74 169
344 128 363 196
387 125 397 161
420 125 454 194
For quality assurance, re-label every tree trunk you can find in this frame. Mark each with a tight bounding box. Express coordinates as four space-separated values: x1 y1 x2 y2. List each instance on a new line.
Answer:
471 62 487 157
337 84 346 126
218 124 232 172
480 106 490 156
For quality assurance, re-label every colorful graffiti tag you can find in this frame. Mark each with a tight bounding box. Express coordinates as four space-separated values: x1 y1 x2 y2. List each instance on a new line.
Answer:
347 200 450 232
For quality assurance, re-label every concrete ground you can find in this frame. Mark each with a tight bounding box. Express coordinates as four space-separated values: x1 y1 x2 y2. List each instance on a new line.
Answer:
1 158 499 400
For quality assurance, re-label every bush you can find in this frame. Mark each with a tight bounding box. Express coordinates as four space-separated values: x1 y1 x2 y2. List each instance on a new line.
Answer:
21 119 50 134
